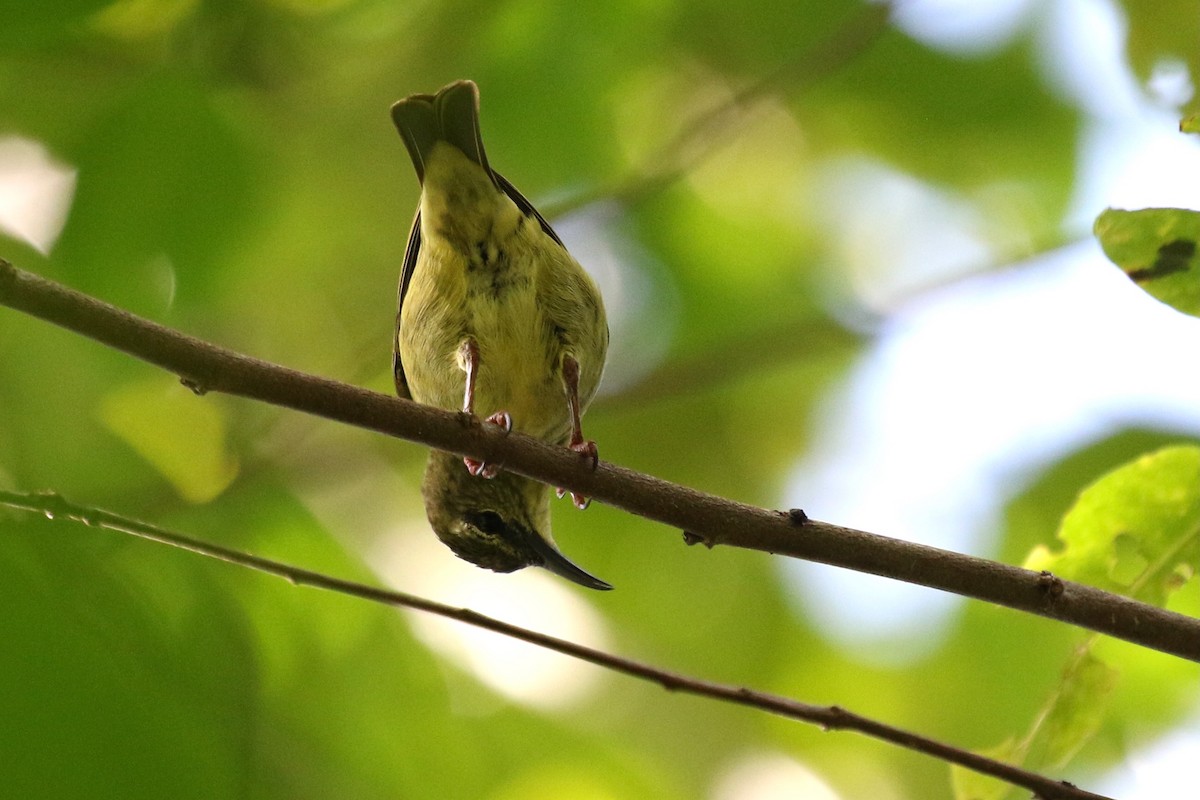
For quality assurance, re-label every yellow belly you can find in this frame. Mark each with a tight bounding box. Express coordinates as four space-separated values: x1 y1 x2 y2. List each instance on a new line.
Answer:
397 142 604 446
399 244 571 444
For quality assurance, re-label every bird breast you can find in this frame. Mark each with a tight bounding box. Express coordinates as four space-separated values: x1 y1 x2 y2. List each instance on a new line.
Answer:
400 147 575 443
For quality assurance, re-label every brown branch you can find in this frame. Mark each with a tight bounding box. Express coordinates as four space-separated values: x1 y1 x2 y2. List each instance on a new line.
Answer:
0 490 1114 800
2 257 1199 664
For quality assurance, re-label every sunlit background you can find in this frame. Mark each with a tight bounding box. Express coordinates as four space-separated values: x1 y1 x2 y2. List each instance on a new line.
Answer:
1 0 1198 798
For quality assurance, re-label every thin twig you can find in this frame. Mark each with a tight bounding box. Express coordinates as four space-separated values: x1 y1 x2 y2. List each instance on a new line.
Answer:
595 234 1089 411
2 258 1199 663
594 317 862 411
0 490 1113 800
590 233 1088 414
541 3 894 219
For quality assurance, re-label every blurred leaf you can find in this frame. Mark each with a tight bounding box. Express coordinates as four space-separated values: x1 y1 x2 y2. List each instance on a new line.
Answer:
949 738 1020 800
1183 112 1200 134
1094 207 1200 317
489 764 623 800
808 32 1079 217
1037 652 1120 768
52 71 261 313
949 652 1119 800
955 444 1200 797
90 0 198 42
99 376 239 503
1121 0 1200 106
0 511 255 800
1025 444 1200 605
0 0 113 48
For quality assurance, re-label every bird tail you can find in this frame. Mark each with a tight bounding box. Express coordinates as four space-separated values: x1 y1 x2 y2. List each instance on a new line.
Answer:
390 79 495 187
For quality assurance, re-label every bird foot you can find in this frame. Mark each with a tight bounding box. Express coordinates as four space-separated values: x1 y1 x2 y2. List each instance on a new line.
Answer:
464 458 498 479
556 439 599 509
463 411 513 479
484 411 513 432
571 438 599 469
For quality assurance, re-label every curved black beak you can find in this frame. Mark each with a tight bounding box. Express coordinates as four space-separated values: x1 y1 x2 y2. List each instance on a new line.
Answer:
528 535 612 591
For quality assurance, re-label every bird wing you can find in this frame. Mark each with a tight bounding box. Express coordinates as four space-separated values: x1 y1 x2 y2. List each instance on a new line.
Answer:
495 172 564 248
393 206 421 400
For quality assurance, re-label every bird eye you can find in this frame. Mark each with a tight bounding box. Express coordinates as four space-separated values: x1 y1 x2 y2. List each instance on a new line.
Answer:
467 510 507 537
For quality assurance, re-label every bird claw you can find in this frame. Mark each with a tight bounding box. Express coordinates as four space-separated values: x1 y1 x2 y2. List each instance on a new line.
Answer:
484 411 512 432
462 410 512 479
556 439 598 509
555 486 592 510
464 457 499 479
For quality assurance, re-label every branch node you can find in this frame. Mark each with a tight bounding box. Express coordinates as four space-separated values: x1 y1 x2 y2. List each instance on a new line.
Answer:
32 489 62 520
1037 570 1065 599
823 704 848 731
180 376 210 396
784 507 809 525
681 530 712 548
657 675 684 692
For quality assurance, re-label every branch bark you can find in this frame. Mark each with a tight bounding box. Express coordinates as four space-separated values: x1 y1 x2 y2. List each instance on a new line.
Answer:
3 258 1199 663
0 490 1115 800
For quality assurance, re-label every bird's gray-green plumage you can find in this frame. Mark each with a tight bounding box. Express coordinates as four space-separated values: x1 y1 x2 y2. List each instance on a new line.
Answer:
391 80 610 590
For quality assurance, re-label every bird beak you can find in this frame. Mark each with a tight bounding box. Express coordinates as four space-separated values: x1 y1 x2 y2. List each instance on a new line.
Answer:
528 535 612 591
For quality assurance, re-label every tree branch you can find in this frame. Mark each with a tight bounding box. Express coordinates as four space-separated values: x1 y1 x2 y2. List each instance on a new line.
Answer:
0 490 1114 800
2 258 1199 663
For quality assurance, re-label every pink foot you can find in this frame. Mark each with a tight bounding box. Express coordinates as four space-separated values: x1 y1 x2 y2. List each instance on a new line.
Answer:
570 438 599 469
463 411 513 479
484 411 513 432
557 439 599 509
464 458 498 479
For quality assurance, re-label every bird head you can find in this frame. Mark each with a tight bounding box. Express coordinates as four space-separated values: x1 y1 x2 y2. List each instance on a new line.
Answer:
421 450 611 590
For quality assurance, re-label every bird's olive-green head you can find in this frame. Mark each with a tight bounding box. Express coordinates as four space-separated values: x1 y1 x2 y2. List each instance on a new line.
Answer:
421 451 611 590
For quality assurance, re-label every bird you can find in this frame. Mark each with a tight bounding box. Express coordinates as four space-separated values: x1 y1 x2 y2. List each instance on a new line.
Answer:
390 80 611 590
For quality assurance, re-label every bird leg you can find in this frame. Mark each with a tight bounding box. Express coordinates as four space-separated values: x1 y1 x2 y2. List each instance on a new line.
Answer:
555 354 598 509
458 338 511 479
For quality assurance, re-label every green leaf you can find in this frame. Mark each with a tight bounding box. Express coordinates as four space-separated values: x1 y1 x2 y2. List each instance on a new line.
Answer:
955 445 1200 798
90 0 199 42
0 0 113 47
52 71 261 313
1037 651 1120 768
949 652 1120 800
99 377 239 503
1094 208 1200 317
1183 113 1200 134
1025 444 1200 605
950 738 1021 800
1123 0 1200 98
0 512 256 799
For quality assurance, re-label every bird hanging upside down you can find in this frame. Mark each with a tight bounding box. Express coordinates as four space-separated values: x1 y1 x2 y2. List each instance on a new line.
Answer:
391 80 611 590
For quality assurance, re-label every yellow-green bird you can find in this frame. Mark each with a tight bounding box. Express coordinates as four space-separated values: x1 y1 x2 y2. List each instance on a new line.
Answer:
391 80 611 590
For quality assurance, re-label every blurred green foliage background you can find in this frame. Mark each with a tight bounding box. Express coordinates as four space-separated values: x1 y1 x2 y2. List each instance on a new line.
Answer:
1 1 1198 798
